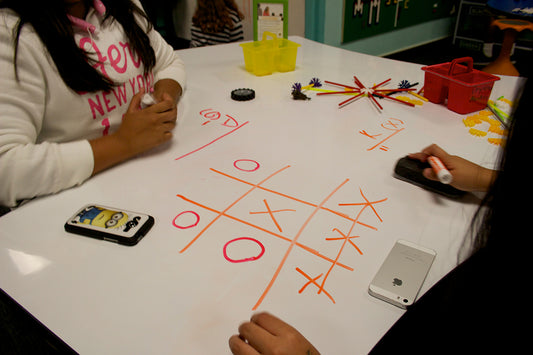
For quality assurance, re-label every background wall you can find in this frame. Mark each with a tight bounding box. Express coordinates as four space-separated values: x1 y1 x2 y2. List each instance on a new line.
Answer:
169 0 456 56
306 0 457 56
173 0 305 43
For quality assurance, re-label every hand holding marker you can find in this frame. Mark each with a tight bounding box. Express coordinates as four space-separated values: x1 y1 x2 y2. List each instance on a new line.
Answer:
408 144 495 192
140 92 157 109
427 156 453 184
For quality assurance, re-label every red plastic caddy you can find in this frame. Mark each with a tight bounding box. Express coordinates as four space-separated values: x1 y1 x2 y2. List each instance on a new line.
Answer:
421 57 500 114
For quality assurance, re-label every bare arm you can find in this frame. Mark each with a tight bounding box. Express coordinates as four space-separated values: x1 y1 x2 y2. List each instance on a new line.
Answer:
153 78 182 103
89 87 178 175
408 144 496 192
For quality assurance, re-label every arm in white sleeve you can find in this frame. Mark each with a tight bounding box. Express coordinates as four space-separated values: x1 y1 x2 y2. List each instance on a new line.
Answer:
0 16 93 207
149 27 186 90
133 0 186 90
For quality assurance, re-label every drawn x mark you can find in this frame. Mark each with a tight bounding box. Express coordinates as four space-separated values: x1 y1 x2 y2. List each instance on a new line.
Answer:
326 228 362 255
250 199 296 233
295 267 335 304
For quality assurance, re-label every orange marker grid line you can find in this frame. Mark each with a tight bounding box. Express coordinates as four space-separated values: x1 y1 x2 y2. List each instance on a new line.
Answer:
177 194 353 271
210 168 360 223
252 178 350 310
249 199 296 233
177 165 387 310
317 189 387 296
178 164 291 253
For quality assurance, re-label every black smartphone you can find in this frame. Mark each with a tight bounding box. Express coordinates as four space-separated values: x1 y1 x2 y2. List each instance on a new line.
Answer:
393 156 465 198
64 204 154 246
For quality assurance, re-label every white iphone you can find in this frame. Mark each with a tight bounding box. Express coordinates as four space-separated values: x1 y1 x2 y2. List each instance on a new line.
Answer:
368 239 436 309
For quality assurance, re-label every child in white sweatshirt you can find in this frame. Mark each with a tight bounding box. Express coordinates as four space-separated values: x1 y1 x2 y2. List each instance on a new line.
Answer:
0 0 186 207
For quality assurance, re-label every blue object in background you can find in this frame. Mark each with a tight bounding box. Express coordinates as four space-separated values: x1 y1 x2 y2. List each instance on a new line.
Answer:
487 0 533 17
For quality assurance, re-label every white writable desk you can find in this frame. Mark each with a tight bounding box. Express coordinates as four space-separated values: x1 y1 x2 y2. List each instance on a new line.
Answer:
0 37 523 354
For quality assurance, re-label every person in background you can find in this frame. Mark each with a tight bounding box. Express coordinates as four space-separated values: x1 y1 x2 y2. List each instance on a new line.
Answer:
0 0 186 209
229 74 531 354
190 0 243 47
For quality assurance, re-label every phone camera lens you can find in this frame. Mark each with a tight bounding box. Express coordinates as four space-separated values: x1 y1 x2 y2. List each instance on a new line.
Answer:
403 299 408 303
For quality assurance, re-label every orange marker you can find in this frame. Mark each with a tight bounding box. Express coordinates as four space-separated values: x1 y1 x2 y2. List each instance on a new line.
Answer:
428 156 453 184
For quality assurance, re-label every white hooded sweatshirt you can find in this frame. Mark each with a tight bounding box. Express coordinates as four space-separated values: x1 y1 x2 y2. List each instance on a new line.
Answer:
0 0 186 207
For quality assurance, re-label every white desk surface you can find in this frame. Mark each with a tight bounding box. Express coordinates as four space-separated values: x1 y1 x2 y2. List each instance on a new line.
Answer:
0 37 523 354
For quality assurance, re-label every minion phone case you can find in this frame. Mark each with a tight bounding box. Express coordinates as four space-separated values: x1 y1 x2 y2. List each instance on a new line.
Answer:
64 204 154 246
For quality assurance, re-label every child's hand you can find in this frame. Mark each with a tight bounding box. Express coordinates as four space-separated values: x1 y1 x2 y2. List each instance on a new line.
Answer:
152 78 182 106
89 89 178 175
229 312 320 355
408 144 496 192
115 90 178 156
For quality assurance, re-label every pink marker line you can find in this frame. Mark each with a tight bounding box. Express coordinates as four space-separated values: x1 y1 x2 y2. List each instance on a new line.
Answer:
175 121 250 161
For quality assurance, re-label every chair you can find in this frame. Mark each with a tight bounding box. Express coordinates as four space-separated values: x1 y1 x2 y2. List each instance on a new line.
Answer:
482 18 533 76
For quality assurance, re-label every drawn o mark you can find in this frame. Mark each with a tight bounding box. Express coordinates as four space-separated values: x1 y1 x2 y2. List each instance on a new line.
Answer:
200 109 221 120
172 211 200 229
223 237 265 263
233 159 260 172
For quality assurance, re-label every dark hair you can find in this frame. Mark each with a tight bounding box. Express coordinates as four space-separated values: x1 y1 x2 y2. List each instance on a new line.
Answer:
1 0 156 92
468 72 531 257
192 0 243 33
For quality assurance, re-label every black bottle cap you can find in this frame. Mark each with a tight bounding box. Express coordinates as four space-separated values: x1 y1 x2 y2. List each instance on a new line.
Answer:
231 88 255 101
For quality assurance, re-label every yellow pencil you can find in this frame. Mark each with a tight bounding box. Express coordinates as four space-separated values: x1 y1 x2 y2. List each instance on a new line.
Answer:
409 91 428 102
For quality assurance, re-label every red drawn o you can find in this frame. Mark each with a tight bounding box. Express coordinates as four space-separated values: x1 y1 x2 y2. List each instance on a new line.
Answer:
172 211 200 229
223 237 265 263
200 109 221 120
233 159 260 172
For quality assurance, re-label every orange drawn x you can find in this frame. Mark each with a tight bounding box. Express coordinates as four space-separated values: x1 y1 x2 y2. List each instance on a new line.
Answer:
250 199 296 233
326 228 362 255
359 130 381 139
316 188 387 297
296 267 335 304
177 165 388 310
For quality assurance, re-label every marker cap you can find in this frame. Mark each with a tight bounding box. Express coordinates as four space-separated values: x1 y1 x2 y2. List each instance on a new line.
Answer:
141 93 157 109
436 169 453 184
428 156 453 184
